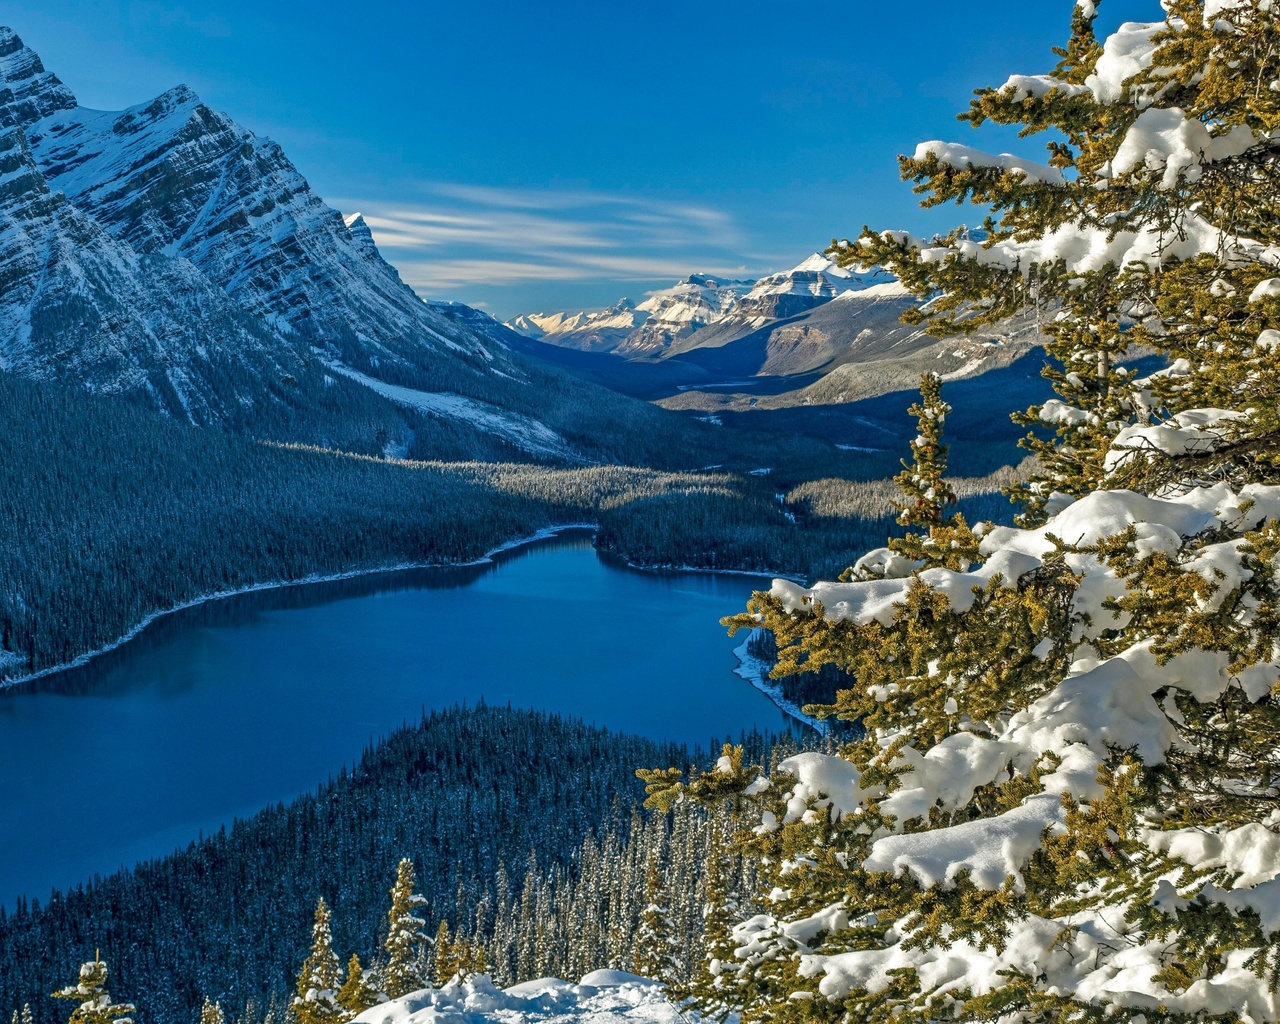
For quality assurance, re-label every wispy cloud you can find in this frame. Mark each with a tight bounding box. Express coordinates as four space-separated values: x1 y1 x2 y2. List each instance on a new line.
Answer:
333 183 783 313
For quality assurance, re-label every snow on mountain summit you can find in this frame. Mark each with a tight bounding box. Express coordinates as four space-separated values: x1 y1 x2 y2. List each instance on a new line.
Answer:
0 24 599 453
20 73 498 372
0 27 76 128
735 252 896 318
505 256 900 357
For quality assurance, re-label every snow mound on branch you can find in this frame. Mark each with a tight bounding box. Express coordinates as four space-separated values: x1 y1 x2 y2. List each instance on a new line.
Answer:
913 141 1065 185
773 752 877 826
352 973 677 1024
864 792 1068 890
1087 21 1163 105
1252 278 1280 302
1109 107 1257 189
1105 408 1245 473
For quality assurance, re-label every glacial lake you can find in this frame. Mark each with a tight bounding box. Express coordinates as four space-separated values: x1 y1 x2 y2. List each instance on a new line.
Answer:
0 533 797 909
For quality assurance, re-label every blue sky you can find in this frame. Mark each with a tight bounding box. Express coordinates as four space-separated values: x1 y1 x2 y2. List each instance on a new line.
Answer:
8 1 1153 318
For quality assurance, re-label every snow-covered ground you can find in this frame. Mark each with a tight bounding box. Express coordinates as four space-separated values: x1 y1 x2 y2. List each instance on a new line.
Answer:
326 363 581 462
732 631 825 733
354 972 685 1024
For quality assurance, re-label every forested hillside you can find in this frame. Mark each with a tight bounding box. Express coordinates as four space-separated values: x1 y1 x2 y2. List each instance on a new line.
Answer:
0 376 1019 682
0 706 794 1024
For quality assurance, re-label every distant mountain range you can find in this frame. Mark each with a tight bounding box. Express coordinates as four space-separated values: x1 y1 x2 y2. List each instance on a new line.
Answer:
507 255 899 360
0 23 1047 472
505 253 1043 404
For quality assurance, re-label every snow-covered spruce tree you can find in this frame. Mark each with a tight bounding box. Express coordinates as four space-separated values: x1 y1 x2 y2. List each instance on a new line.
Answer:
851 371 978 579
633 854 680 986
649 3 1280 1022
293 899 344 1024
52 954 136 1024
381 858 428 998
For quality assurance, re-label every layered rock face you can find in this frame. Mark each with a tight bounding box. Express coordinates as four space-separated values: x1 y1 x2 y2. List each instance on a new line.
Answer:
0 116 310 423
0 26 529 436
25 83 501 376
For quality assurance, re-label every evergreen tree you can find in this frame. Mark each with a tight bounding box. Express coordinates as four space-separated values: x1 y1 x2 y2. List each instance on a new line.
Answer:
892 372 956 532
884 373 979 572
197 999 223 1024
430 921 455 987
293 899 343 1024
11 1006 34 1024
451 939 487 982
649 3 1280 1022
52 954 136 1024
515 855 538 982
687 822 739 1019
631 855 678 985
381 859 428 998
335 955 380 1017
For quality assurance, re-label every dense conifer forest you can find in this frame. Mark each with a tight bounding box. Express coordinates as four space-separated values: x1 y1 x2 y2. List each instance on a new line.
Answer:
0 706 797 1024
0 376 1018 682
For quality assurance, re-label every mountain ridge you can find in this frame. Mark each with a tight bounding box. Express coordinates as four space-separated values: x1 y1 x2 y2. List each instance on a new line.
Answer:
0 26 743 468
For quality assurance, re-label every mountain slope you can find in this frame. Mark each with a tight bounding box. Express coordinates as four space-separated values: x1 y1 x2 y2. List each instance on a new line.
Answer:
659 279 919 378
0 26 758 468
508 274 754 356
0 123 325 424
22 75 507 388
505 256 899 367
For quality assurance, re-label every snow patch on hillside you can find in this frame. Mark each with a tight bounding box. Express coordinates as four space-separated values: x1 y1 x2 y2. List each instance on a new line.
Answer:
327 364 581 462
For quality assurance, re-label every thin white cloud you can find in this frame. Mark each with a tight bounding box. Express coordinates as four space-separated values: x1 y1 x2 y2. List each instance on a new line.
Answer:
399 257 761 292
334 183 782 306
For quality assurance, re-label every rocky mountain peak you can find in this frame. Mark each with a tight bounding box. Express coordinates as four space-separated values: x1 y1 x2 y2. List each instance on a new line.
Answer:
0 27 77 130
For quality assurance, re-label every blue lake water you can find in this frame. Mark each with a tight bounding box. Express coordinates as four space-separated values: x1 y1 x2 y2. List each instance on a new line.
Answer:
0 533 792 908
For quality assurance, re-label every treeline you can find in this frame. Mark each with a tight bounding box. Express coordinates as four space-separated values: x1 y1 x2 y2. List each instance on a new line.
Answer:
0 705 795 1024
597 469 1025 584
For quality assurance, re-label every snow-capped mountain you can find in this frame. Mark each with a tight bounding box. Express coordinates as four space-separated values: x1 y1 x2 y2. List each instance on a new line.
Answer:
0 119 313 423
0 26 601 456
618 273 754 355
0 24 1039 458
505 255 902 363
730 252 896 321
509 298 648 352
507 274 754 356
22 79 499 378
507 251 1042 405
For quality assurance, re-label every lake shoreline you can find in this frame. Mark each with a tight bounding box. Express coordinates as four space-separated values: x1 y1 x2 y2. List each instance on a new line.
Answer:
732 632 825 733
0 522 600 693
1 524 806 698
0 536 800 908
